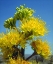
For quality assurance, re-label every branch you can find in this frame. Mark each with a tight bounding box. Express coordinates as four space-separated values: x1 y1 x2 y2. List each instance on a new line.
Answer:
26 51 37 60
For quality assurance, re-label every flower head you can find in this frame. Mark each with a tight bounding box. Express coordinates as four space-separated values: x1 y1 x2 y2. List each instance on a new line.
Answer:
8 57 32 64
31 39 51 59
21 17 48 36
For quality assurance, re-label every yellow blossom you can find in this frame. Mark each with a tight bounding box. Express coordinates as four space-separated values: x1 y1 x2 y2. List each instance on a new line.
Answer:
8 57 32 64
31 39 51 59
0 30 21 48
0 30 22 59
20 17 48 36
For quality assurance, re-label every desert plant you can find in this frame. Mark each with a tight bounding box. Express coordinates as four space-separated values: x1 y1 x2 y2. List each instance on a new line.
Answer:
0 4 51 64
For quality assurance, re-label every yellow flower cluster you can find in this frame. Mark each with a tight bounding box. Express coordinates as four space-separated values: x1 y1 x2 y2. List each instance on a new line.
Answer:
0 30 22 59
0 30 21 48
8 57 32 64
21 17 48 36
31 39 50 59
0 29 27 50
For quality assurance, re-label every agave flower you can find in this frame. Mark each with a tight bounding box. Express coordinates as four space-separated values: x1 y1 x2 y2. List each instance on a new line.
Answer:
0 30 20 48
31 39 51 59
8 57 32 64
20 17 48 36
14 4 34 21
4 17 16 28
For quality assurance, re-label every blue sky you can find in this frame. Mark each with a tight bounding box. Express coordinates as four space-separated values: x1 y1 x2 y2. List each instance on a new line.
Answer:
0 0 53 54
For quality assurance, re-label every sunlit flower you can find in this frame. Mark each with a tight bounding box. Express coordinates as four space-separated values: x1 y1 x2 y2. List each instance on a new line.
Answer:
31 39 51 59
0 30 20 48
0 30 23 58
8 57 32 64
20 17 48 36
